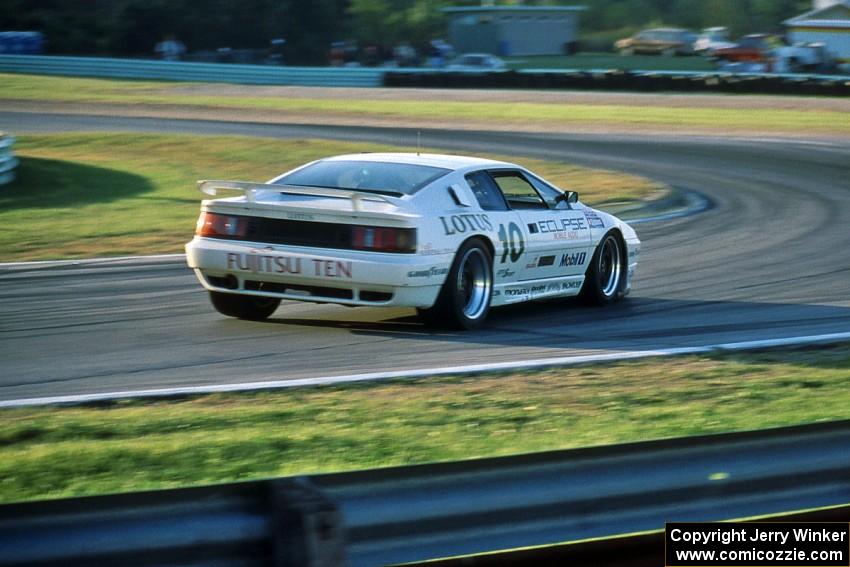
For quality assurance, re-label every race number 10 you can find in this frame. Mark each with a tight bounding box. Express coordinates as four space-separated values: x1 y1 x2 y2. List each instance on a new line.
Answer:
498 222 525 264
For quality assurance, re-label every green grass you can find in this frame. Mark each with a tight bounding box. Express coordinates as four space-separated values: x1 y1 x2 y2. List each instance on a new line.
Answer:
3 73 849 135
1 133 662 261
506 52 717 72
1 344 849 503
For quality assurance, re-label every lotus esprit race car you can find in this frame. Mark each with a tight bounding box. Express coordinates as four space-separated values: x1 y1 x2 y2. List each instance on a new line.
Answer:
186 153 640 329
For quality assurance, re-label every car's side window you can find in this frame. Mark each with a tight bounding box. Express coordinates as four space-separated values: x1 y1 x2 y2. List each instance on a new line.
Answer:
491 171 547 210
465 171 509 211
525 173 568 208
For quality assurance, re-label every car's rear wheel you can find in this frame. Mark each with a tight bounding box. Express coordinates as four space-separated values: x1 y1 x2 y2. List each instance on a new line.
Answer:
418 239 493 330
209 291 280 320
620 47 634 56
580 232 626 306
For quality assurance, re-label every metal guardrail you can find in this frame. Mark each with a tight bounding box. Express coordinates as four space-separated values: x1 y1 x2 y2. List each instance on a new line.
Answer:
1 421 849 566
0 55 384 87
0 134 18 186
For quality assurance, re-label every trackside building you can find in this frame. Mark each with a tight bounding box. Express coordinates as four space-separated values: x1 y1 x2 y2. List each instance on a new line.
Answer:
784 0 850 70
442 6 585 57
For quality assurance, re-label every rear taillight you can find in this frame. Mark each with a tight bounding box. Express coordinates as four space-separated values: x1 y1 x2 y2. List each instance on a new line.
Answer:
351 226 416 253
196 212 247 238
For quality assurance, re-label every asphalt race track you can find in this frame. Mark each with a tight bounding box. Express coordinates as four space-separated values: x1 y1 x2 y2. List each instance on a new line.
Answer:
2 111 850 403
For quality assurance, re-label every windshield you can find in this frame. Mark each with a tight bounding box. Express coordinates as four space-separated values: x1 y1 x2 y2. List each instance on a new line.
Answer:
274 160 451 195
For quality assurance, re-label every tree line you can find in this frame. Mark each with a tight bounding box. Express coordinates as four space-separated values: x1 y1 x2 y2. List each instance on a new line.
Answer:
1 0 814 64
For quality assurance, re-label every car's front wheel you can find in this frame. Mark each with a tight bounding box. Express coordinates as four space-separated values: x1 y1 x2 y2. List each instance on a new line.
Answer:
209 291 280 320
580 232 626 306
418 239 493 330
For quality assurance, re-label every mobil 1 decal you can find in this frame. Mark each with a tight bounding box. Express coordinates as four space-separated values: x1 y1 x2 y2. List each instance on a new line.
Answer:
559 251 586 268
439 214 493 235
498 222 525 263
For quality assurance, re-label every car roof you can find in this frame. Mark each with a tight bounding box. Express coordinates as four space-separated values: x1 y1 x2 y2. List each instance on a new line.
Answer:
322 152 515 171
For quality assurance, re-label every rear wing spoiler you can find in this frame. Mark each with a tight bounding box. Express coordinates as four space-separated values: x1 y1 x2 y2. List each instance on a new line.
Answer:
198 180 402 212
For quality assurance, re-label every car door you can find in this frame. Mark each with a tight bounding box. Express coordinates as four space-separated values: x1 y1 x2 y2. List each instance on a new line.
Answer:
463 170 525 284
488 169 593 282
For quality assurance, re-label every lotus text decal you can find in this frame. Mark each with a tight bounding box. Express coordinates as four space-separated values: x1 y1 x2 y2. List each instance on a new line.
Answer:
440 214 493 234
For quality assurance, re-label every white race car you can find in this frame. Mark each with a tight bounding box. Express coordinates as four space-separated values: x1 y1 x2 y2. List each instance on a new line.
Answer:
186 153 640 329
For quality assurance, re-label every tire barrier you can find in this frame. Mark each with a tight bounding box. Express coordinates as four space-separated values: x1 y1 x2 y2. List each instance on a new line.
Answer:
385 69 850 96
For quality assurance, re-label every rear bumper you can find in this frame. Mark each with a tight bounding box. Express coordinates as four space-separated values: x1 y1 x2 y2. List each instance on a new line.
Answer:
185 237 451 308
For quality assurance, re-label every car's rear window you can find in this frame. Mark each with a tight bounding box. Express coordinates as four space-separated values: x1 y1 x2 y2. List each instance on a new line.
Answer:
274 160 451 196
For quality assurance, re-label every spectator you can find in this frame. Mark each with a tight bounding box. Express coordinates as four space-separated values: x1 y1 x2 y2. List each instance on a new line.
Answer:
155 34 186 61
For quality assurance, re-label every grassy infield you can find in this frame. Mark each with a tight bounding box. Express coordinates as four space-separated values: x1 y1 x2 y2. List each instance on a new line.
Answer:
1 73 848 503
2 134 661 261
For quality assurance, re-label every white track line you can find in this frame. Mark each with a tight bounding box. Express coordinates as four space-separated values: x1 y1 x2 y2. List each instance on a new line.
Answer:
3 331 850 408
0 253 184 271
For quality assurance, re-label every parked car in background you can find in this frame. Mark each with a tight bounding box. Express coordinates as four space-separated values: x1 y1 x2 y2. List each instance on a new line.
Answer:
772 42 837 74
693 27 736 56
615 28 697 56
713 34 779 64
0 31 45 54
446 53 506 72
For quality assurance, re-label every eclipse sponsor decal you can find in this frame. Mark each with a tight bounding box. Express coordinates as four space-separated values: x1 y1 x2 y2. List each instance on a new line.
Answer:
439 214 493 235
537 218 587 234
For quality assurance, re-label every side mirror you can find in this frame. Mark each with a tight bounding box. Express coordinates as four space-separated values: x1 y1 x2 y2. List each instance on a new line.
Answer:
555 191 579 206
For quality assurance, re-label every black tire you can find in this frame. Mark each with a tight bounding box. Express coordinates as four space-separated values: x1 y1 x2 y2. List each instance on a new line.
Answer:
209 291 280 320
580 232 626 306
418 239 493 330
